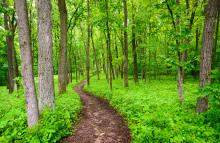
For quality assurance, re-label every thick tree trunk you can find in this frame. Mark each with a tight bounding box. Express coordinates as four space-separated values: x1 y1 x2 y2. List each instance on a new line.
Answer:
132 1 138 83
38 0 55 112
58 0 68 94
197 0 220 113
200 0 220 87
86 0 91 85
123 0 129 87
15 0 39 127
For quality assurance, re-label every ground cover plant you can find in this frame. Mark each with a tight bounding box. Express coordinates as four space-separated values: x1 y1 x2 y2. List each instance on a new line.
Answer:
1 0 220 142
85 77 220 143
0 77 81 143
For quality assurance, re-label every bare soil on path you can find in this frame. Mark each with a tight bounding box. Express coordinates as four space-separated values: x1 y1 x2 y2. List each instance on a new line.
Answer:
62 81 131 143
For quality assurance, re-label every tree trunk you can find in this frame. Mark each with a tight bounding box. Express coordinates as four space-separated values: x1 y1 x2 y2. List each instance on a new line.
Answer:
148 49 151 82
115 33 119 78
200 0 220 87
197 0 220 113
132 1 138 83
38 0 55 112
154 50 157 80
15 0 39 127
86 0 91 85
58 0 68 94
192 28 200 79
123 0 128 88
105 0 112 90
176 0 184 104
91 26 100 80
212 11 220 70
3 0 17 93
101 39 108 81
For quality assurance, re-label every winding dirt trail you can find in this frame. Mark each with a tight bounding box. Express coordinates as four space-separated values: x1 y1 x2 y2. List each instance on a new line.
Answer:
62 81 131 143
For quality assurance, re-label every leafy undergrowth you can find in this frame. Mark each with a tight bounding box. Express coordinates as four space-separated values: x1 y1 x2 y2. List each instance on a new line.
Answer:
85 77 219 143
0 78 81 143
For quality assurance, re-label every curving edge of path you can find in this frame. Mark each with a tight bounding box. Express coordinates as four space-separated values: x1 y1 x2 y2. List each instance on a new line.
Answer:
62 81 131 143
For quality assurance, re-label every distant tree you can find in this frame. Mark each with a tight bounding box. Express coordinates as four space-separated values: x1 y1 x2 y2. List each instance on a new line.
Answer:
86 0 91 85
105 0 113 90
2 0 18 93
58 0 68 94
165 0 184 104
91 26 100 80
38 0 55 112
132 0 138 83
176 0 184 104
15 0 39 127
123 0 128 88
212 11 220 70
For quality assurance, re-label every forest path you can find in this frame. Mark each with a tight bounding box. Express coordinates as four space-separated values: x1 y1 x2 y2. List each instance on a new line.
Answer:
62 81 131 143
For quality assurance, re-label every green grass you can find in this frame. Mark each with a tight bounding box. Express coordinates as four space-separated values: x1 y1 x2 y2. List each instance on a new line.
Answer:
85 76 219 143
0 76 81 143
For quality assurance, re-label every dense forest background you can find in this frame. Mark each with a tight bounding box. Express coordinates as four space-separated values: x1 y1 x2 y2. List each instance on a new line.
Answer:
0 0 220 142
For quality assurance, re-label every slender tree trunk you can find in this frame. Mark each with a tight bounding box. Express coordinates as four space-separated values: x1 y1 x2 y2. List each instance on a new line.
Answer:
132 1 138 83
105 0 112 90
176 0 184 104
3 0 17 93
58 0 68 94
212 11 220 70
91 26 100 80
115 33 119 78
123 0 128 87
38 0 55 112
148 49 151 82
192 28 200 79
154 50 157 80
143 46 147 82
86 0 91 85
15 0 39 127
101 40 108 81
120 30 124 79
200 0 220 87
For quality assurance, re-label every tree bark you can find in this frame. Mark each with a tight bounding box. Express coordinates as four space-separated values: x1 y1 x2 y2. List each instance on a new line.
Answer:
148 49 151 82
200 0 220 87
91 26 100 80
15 0 39 127
212 11 220 70
105 0 113 90
3 0 17 93
176 0 184 104
58 0 68 94
123 0 129 88
154 50 157 80
86 0 91 85
38 0 55 112
132 1 138 83
192 28 200 79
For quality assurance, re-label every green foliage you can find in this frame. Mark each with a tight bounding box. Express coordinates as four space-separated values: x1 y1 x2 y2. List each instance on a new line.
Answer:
85 77 219 143
0 81 81 143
